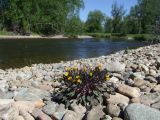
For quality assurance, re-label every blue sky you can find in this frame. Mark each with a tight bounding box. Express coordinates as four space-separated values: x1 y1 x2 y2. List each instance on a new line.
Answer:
80 0 138 21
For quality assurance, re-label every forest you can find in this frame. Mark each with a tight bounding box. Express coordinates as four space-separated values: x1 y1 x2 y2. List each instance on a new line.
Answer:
0 0 160 40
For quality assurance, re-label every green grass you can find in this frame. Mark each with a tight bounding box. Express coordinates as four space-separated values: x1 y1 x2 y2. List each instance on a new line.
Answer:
0 30 13 35
83 33 153 41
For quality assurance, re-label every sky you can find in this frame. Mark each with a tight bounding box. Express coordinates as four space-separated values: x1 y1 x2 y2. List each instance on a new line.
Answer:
80 0 138 21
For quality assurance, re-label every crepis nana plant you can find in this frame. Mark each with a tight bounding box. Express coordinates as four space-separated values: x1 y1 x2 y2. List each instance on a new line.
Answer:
52 65 115 109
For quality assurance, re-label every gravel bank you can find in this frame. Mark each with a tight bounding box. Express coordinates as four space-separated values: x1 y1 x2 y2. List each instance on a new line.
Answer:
0 43 160 120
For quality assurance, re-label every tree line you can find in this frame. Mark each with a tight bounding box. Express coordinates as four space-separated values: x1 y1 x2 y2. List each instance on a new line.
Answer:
0 0 160 37
0 0 84 35
85 0 160 35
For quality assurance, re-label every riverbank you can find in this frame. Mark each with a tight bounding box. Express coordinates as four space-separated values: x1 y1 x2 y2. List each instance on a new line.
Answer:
0 43 160 120
0 35 93 39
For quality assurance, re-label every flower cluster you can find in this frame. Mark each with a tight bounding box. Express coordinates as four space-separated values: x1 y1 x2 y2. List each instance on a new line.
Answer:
52 65 113 109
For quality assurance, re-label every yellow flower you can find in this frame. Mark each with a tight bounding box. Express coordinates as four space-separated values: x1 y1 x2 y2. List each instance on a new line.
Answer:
68 76 72 81
105 74 110 81
76 76 80 79
73 66 77 70
89 72 93 77
84 67 87 71
77 79 81 84
65 72 69 76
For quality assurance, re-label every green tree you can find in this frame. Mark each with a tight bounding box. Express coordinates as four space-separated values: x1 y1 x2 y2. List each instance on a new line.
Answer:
66 16 84 36
0 0 84 35
85 10 105 33
104 17 112 33
111 1 125 33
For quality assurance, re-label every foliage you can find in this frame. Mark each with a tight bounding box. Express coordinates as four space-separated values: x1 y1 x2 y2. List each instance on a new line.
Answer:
52 66 116 109
0 0 84 35
85 10 105 33
111 1 125 33
65 16 85 37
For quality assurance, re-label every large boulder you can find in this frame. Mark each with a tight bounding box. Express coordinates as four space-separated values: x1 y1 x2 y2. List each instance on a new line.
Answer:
124 103 160 120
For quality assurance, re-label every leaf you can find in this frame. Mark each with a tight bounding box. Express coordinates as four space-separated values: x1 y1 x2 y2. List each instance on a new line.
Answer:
86 96 91 102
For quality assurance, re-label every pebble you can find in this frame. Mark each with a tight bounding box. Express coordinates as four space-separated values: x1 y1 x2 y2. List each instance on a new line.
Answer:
117 84 140 98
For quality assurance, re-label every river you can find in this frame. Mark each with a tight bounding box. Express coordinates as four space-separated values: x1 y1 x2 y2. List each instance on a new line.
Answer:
0 38 149 69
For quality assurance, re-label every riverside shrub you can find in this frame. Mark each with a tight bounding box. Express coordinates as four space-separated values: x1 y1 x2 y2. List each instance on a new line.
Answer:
52 65 116 109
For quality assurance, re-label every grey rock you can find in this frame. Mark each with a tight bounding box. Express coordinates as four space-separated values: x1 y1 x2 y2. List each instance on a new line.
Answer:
32 108 52 120
63 110 84 120
106 93 129 105
71 102 86 114
152 85 160 92
124 103 160 120
105 62 125 72
87 105 105 120
15 87 50 101
145 76 157 83
0 99 14 106
140 92 160 105
133 78 146 87
132 72 145 79
0 89 5 98
42 101 58 116
0 80 7 92
4 92 14 99
149 69 157 76
151 101 160 110
117 84 140 98
105 104 120 117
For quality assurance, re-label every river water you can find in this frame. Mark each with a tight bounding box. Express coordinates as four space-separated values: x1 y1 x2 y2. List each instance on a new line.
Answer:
0 38 149 69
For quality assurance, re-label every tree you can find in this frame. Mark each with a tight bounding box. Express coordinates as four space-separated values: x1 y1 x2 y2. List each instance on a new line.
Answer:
85 10 105 33
111 1 125 33
0 0 84 35
104 17 112 33
66 16 84 36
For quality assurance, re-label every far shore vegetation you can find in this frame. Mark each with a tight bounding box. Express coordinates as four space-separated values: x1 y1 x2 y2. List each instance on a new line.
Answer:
0 0 160 42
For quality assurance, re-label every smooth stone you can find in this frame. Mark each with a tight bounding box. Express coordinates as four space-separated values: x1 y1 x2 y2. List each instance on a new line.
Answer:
34 100 45 108
140 64 149 73
19 109 35 120
32 108 52 120
117 84 140 98
145 76 157 83
63 110 84 120
42 101 58 116
1 107 19 120
4 92 14 99
151 101 160 110
106 93 129 105
152 85 160 92
0 99 14 106
38 84 53 91
133 78 146 87
15 87 50 101
140 92 160 106
17 116 25 120
105 104 120 117
132 72 144 79
105 62 125 72
52 104 66 120
0 80 7 92
87 105 105 120
149 69 157 76
12 101 35 113
71 102 86 114
124 103 160 120
112 117 123 120
0 89 5 98
130 97 140 103
109 77 119 84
